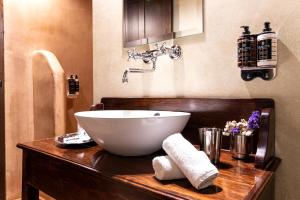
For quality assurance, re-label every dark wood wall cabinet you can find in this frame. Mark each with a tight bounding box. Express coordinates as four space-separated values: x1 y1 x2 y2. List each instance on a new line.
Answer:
123 0 173 47
18 98 280 200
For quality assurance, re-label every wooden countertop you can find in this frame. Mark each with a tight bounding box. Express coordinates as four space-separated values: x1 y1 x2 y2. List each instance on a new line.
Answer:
17 139 280 200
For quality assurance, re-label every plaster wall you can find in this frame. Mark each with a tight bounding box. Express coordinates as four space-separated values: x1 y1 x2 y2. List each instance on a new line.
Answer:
4 0 93 199
93 1 300 199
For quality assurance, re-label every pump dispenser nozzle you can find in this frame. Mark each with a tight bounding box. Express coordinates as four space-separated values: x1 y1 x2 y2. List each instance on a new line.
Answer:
241 26 250 35
263 22 272 32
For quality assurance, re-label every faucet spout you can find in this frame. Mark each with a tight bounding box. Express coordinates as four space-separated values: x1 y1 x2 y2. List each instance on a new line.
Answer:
122 70 129 83
122 62 156 83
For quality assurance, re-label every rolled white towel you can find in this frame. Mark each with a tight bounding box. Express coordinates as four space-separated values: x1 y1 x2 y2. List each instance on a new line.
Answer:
162 133 219 189
153 155 184 180
152 151 211 180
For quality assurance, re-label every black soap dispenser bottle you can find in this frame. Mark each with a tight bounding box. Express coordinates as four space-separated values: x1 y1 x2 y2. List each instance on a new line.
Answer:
237 26 257 68
75 75 79 95
257 22 277 67
67 75 77 98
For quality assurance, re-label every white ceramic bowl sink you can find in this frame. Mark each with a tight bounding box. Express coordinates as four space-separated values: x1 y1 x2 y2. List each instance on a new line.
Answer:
75 110 190 156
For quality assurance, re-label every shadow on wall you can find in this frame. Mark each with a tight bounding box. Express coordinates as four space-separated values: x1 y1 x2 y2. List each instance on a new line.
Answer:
245 40 300 200
32 50 67 140
137 34 207 97
173 34 206 97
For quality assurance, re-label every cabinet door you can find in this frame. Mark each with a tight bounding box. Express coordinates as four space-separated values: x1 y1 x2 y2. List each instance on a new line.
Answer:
123 0 147 47
145 0 173 44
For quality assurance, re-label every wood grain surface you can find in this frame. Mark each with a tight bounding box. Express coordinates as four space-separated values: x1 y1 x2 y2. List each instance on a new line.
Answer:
18 139 280 200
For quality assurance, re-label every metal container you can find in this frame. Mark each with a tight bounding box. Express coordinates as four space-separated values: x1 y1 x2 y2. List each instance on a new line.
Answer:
198 128 223 165
230 135 253 159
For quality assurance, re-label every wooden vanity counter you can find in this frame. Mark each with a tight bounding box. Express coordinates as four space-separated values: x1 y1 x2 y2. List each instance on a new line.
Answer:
17 138 280 200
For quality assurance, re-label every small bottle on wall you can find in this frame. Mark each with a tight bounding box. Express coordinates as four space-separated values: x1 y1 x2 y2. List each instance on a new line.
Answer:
257 22 277 68
237 26 257 68
67 75 77 98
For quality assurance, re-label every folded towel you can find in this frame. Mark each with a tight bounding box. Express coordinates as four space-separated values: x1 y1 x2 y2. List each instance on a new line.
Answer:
152 151 211 180
153 155 184 180
162 133 219 189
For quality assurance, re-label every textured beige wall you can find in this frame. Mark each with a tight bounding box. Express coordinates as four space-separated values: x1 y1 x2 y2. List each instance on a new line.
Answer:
4 0 93 199
93 0 300 199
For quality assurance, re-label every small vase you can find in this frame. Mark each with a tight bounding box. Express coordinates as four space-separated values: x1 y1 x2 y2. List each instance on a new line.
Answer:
230 135 253 159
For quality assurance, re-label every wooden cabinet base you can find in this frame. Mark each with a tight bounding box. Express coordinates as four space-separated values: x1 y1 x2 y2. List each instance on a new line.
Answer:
18 139 280 200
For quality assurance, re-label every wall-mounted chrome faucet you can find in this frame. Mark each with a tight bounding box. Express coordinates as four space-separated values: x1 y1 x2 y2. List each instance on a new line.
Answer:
122 43 182 83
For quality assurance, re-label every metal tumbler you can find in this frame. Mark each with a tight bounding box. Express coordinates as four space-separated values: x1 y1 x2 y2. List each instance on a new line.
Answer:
198 128 223 165
230 134 253 159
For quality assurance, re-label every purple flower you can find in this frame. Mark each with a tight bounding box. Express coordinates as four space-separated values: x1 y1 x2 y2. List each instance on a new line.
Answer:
252 111 260 118
231 127 240 135
247 111 261 130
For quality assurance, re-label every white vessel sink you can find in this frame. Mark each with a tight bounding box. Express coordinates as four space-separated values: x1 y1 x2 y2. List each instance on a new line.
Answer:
75 110 190 156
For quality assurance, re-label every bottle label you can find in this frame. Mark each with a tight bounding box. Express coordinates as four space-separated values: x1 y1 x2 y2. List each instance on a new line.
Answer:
238 37 257 67
258 38 277 61
76 80 79 92
68 79 76 94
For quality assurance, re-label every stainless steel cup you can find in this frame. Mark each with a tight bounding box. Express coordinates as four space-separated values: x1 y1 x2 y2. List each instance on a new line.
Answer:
230 134 253 159
198 128 223 165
